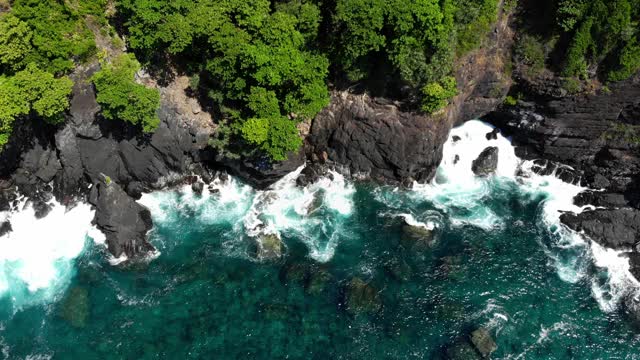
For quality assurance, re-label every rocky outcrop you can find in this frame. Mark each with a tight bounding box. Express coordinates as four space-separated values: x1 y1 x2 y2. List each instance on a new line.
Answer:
485 74 640 282
309 93 452 184
560 209 640 250
472 147 499 176
0 221 11 237
218 149 305 189
90 179 154 259
307 3 514 185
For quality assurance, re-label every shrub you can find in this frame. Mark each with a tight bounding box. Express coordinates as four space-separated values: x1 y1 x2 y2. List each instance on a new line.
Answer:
515 35 545 77
421 76 458 114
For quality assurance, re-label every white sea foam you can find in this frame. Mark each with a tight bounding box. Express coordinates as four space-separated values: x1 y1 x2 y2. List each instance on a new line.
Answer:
412 120 519 230
396 213 436 230
0 200 95 307
141 167 356 263
243 166 355 262
433 119 640 313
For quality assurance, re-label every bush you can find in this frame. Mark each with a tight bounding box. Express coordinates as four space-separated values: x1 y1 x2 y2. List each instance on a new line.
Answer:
421 76 458 113
92 54 160 133
504 95 518 106
563 77 583 94
515 35 545 77
241 116 302 161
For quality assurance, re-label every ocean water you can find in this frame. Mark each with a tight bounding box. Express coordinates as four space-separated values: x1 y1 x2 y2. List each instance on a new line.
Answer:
1 121 640 359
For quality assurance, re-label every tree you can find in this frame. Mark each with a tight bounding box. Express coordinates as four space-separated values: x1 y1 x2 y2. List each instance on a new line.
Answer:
92 54 160 132
0 63 73 148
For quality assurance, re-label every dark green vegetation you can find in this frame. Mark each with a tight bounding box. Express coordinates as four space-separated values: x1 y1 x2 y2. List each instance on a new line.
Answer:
518 0 640 82
1 0 640 159
116 0 502 160
0 0 160 149
92 54 160 133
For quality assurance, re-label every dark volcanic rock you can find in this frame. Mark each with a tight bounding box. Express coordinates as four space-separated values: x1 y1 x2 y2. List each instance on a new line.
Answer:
472 147 499 176
309 92 452 184
0 221 11 237
125 181 144 200
485 128 500 140
32 200 53 219
191 181 204 194
560 209 640 249
485 77 640 193
90 180 154 259
219 149 305 189
629 253 640 284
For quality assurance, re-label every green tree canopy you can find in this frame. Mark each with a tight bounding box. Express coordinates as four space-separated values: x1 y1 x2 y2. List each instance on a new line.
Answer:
0 63 73 147
92 54 161 133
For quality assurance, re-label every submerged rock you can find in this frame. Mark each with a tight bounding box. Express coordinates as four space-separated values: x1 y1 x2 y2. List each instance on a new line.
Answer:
401 220 435 250
256 233 284 261
59 287 89 328
445 338 481 360
345 277 381 314
471 147 499 177
471 327 497 358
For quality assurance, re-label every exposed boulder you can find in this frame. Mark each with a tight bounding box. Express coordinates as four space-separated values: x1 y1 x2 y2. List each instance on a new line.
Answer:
560 209 640 249
125 181 144 200
191 181 204 194
0 221 11 237
445 338 482 360
628 252 640 283
32 200 53 219
485 128 500 140
472 147 499 176
90 179 154 259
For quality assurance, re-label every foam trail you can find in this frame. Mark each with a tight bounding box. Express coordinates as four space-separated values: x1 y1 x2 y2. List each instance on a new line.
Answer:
0 200 95 308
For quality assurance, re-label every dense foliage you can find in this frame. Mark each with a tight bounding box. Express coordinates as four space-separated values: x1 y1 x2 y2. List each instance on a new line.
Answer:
520 0 640 81
3 0 637 159
92 54 160 133
115 0 502 159
0 0 102 148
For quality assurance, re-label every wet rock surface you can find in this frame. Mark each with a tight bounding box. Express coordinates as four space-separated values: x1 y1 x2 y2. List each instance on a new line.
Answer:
90 180 154 259
471 147 499 176
485 74 640 282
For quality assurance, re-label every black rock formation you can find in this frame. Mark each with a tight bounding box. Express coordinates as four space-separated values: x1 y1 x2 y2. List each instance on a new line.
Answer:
90 180 154 259
472 147 499 176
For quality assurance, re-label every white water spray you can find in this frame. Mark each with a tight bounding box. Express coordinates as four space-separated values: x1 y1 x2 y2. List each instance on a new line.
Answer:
0 199 95 308
428 119 640 312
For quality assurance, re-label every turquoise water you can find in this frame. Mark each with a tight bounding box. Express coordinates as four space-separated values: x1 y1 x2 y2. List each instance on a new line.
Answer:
1 121 639 359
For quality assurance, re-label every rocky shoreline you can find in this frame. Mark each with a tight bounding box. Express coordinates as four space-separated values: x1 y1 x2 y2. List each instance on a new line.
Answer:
0 2 638 316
